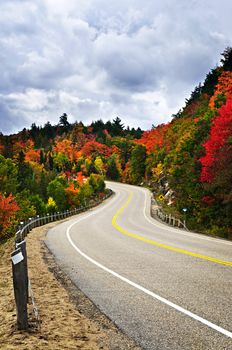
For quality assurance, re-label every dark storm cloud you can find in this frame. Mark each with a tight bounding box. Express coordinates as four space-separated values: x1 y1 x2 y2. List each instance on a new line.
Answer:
0 0 231 134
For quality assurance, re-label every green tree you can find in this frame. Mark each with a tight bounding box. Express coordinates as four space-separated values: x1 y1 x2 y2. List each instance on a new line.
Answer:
40 121 55 142
0 155 18 195
59 113 71 133
94 156 105 175
30 123 41 146
54 152 70 171
88 174 105 193
48 152 54 170
112 139 132 169
221 47 232 71
47 178 68 211
59 113 70 127
129 145 146 184
82 158 95 176
78 183 93 205
39 170 50 200
29 194 46 214
106 154 121 180
15 190 36 222
39 150 45 164
111 117 124 136
16 151 38 193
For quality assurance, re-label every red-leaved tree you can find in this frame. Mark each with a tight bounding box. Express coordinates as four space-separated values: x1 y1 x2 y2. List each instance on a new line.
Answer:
0 194 19 234
200 98 232 183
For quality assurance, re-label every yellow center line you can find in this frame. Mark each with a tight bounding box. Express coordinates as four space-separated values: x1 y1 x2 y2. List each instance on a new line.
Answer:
112 192 232 267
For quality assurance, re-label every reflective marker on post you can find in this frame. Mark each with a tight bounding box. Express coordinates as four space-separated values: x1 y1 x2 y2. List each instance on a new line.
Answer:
12 251 24 265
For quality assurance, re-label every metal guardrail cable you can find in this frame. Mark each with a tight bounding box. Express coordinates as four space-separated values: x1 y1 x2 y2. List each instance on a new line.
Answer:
28 279 40 330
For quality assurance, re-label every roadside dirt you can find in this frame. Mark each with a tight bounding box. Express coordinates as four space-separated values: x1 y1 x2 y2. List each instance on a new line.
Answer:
0 220 141 350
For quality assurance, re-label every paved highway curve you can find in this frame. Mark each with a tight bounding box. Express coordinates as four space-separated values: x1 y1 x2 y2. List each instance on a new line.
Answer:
46 182 232 349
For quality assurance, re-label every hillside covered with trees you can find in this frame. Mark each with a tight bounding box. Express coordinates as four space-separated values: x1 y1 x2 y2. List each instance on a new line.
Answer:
1 48 232 240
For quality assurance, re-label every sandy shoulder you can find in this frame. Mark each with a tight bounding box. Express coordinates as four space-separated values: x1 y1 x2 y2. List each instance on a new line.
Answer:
0 220 140 350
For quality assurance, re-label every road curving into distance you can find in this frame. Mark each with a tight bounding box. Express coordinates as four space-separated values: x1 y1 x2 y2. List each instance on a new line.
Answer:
46 182 232 350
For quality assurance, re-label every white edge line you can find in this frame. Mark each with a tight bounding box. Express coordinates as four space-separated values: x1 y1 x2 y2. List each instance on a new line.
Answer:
66 217 232 339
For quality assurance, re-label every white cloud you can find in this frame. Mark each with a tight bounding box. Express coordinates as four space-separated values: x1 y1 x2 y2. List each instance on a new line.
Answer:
0 0 232 134
3 89 53 111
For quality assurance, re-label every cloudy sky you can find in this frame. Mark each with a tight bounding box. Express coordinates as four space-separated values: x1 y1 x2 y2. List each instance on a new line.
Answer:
0 0 232 134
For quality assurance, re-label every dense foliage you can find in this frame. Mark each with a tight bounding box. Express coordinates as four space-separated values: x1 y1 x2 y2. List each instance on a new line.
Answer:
137 48 232 238
1 48 232 240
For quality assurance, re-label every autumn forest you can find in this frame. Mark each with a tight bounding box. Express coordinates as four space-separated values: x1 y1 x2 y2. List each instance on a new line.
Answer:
1 48 232 241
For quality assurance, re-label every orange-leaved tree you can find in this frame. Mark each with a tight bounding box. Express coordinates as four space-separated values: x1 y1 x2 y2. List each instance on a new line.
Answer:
65 182 80 207
137 124 170 154
25 149 40 163
80 140 112 158
209 71 232 109
54 139 79 162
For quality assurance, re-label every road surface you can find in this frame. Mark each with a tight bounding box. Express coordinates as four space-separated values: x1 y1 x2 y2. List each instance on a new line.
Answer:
46 182 232 349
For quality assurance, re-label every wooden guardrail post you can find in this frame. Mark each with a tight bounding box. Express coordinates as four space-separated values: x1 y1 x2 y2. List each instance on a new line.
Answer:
11 248 28 330
15 240 29 302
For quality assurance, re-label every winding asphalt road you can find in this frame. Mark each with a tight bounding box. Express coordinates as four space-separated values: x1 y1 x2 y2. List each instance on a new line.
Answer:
46 182 232 349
